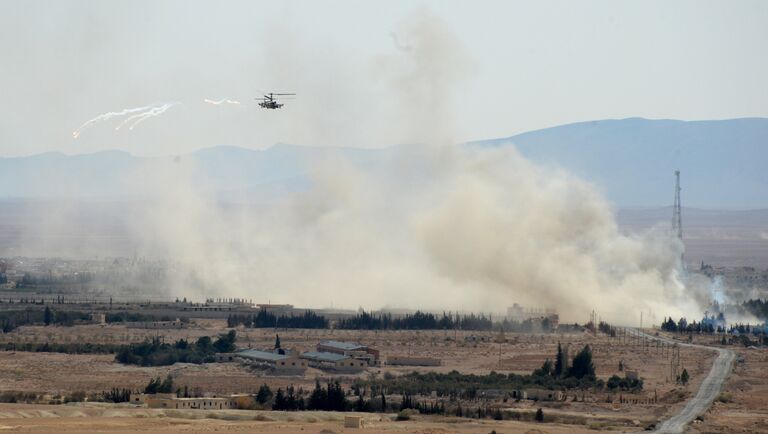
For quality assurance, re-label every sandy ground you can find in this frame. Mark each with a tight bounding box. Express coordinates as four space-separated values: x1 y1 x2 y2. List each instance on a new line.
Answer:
0 323 731 432
681 337 768 433
0 403 626 433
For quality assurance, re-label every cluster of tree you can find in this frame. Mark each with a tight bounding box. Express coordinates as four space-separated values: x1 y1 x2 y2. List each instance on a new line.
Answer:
598 321 617 337
102 388 132 403
606 375 643 391
399 392 447 415
272 385 307 411
105 312 179 324
359 344 609 398
42 306 93 326
144 375 174 393
115 330 237 366
534 343 596 380
742 299 768 321
227 309 328 329
252 382 545 421
0 308 92 332
17 271 95 287
728 323 767 335
3 341 120 354
337 310 493 331
661 317 717 334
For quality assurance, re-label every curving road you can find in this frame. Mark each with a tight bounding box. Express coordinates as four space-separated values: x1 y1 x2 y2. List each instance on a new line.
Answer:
634 329 735 434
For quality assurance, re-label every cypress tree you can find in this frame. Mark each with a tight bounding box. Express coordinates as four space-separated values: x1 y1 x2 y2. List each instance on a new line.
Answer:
554 342 564 377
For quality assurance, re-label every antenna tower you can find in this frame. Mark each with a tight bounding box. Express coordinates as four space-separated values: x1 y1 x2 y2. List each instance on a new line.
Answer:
672 170 685 268
672 170 683 241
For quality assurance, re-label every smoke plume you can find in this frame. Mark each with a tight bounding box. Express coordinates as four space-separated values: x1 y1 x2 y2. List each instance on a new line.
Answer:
9 10 708 324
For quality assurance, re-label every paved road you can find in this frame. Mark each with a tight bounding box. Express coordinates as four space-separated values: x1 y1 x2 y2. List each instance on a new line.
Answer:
634 329 735 434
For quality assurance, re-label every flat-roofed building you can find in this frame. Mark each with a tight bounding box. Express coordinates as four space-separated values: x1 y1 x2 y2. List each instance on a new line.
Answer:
301 351 367 372
316 340 380 366
525 388 564 401
217 349 307 375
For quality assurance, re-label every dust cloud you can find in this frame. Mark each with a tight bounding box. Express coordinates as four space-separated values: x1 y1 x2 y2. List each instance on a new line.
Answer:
6 11 704 324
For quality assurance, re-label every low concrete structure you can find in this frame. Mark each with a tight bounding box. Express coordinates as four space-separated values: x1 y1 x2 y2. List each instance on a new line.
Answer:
525 388 564 401
135 393 252 410
317 340 380 366
301 351 367 372
386 356 441 366
218 349 307 375
344 415 364 428
132 392 175 405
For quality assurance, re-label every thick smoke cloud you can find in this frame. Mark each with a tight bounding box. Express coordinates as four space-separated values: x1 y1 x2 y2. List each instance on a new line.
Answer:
126 142 695 323
5 10 706 323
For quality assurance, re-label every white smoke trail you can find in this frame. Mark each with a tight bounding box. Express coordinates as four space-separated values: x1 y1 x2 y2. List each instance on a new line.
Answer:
203 98 242 105
115 102 180 131
73 105 155 139
73 102 180 138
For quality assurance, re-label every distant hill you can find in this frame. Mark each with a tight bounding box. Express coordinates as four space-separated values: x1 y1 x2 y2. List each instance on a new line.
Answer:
478 117 768 208
1 117 767 208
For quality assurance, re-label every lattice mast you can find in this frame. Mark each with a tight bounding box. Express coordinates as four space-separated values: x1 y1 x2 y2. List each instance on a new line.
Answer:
672 170 683 241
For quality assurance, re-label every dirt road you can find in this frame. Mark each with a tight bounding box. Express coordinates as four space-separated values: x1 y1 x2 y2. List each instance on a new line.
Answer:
635 329 735 433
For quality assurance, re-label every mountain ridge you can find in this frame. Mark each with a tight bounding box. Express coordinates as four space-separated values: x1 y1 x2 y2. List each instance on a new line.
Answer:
1 117 766 207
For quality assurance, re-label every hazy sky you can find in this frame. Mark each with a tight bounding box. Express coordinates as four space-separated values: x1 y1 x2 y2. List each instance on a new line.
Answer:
1 0 766 157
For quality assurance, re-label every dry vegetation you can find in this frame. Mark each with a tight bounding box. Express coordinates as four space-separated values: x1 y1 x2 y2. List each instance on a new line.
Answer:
0 320 754 433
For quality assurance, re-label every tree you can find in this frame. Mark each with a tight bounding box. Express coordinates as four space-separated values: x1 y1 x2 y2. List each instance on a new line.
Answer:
272 388 286 410
680 368 689 385
214 330 237 353
327 381 347 411
274 334 281 350
533 359 553 377
307 380 328 410
195 336 213 353
44 306 52 326
381 392 386 412
535 407 544 422
256 384 273 404
158 374 174 393
554 342 565 377
568 345 595 379
144 377 160 394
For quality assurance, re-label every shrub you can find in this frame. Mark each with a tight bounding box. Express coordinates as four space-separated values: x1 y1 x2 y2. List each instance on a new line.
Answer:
717 392 733 403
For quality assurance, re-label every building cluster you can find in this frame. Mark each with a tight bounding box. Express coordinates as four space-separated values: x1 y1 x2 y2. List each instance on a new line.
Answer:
215 339 442 375
506 303 560 331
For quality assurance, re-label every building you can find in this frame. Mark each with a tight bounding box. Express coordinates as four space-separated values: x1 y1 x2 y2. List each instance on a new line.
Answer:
506 304 559 332
316 340 380 366
301 351 367 372
344 415 364 428
525 388 564 401
217 349 307 375
386 356 441 367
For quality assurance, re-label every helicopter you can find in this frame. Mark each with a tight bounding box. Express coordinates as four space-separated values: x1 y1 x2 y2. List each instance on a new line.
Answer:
256 93 295 109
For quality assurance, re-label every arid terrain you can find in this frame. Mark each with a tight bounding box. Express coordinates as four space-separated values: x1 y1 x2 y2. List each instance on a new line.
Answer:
0 319 741 433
